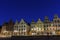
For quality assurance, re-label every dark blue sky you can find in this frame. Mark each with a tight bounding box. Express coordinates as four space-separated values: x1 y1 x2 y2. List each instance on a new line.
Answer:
0 0 60 25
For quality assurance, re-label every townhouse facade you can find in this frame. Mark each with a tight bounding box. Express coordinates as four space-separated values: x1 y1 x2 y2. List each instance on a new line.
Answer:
13 19 30 36
30 18 44 35
1 19 14 37
0 14 60 37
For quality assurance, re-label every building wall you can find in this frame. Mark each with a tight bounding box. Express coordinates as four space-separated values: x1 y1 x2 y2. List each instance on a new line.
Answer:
1 15 60 37
30 19 44 35
13 19 30 36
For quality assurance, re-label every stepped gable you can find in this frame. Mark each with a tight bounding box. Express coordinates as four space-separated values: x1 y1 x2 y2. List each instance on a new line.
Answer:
1 22 8 33
36 18 43 24
14 19 19 26
19 19 30 26
8 19 14 31
53 14 60 23
54 14 58 19
30 19 36 28
44 16 51 23
8 19 14 25
31 19 35 24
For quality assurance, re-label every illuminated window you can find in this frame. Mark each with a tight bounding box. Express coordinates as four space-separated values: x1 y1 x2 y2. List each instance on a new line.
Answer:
34 28 37 30
39 28 41 31
32 33 36 35
31 28 33 31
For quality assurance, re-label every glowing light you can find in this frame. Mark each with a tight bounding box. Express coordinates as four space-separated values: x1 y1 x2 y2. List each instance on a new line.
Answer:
34 28 37 30
32 33 37 35
14 30 19 32
3 31 8 33
31 28 33 30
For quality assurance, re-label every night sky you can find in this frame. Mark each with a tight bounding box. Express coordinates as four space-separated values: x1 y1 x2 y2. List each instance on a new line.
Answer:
0 0 60 25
